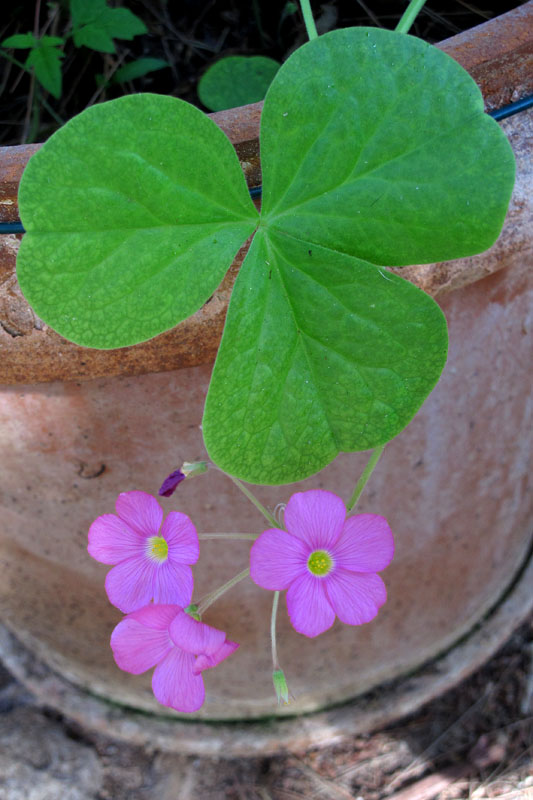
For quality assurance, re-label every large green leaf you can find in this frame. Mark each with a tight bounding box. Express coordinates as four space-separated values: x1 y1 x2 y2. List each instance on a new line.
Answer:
260 27 515 266
17 94 258 348
203 229 447 483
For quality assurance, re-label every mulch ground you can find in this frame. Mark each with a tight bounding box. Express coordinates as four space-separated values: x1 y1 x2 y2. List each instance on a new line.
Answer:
0 615 531 799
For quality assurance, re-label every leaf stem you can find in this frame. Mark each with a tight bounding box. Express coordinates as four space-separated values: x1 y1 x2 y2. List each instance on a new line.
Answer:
395 0 427 34
225 473 279 528
271 590 280 668
346 445 385 513
198 532 259 541
196 567 250 616
299 0 318 40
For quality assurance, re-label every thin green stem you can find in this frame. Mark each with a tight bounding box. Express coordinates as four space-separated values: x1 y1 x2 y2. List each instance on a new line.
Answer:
299 0 318 40
225 473 279 528
346 444 385 513
395 0 427 34
271 591 280 668
196 567 250 616
198 533 259 541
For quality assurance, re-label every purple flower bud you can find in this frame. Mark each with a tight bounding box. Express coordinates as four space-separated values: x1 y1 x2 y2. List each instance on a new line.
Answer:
158 469 185 497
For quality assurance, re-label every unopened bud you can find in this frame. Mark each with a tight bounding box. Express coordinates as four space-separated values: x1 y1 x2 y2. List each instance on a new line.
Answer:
158 462 208 497
272 668 290 705
184 603 201 621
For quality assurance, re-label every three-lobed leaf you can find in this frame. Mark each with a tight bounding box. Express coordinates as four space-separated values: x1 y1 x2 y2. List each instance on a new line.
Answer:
2 34 65 97
70 0 146 53
16 27 515 484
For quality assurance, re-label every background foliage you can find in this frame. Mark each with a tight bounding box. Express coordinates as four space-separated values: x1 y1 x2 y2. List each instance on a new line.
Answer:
0 0 525 144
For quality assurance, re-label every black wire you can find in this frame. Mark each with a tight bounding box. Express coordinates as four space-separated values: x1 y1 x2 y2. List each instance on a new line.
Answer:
1 93 532 236
489 94 533 121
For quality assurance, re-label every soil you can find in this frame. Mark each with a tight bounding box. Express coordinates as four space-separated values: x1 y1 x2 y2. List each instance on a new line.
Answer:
0 0 528 145
0 616 531 799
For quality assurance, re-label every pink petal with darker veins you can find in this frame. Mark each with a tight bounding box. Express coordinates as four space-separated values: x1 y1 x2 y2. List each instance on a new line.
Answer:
152 647 205 712
169 611 226 655
250 529 308 590
115 491 163 537
105 555 157 613
286 572 335 637
193 640 239 674
88 514 144 564
333 514 394 573
152 562 194 608
283 490 346 549
127 604 181 630
161 512 199 564
325 569 387 626
110 617 173 674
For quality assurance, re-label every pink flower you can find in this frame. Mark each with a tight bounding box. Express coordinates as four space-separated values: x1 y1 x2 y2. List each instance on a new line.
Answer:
111 604 239 712
88 491 199 613
250 489 394 638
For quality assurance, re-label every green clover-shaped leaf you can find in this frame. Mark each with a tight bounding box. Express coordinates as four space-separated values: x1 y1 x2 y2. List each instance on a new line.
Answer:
16 28 515 484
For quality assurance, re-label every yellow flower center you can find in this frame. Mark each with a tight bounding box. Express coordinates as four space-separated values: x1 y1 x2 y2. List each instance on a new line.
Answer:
307 549 333 577
146 536 168 563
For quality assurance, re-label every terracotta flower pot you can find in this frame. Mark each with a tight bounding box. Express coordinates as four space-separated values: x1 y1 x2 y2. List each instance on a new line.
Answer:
0 4 532 755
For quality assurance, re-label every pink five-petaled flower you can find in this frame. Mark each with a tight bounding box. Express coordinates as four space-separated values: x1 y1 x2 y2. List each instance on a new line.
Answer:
250 489 394 638
88 491 199 613
111 604 239 712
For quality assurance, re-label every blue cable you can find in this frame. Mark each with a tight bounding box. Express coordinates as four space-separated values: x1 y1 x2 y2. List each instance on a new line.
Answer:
1 93 532 236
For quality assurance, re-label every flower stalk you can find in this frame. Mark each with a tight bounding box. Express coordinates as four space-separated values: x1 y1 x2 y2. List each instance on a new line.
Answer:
196 567 250 616
346 445 385 514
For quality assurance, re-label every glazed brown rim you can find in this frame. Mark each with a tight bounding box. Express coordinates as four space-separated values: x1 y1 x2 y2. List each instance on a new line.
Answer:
0 3 532 384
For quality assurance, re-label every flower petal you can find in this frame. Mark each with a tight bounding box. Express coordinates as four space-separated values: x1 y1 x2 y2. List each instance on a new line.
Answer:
286 573 335 637
250 529 308 590
152 562 194 607
169 611 227 655
161 512 199 564
152 647 205 712
104 556 157 613
193 640 239 674
115 491 163 537
110 617 173 674
283 490 346 549
88 514 144 565
127 604 181 630
325 569 387 626
333 514 394 573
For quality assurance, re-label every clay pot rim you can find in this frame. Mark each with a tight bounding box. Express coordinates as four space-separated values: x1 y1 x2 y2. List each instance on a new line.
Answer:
1 3 532 384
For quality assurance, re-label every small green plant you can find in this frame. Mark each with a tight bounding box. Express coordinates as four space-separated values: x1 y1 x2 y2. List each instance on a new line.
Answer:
1 0 151 100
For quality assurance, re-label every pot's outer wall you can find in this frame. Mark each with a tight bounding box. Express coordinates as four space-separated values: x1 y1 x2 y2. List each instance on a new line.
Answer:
0 7 532 722
0 4 532 384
